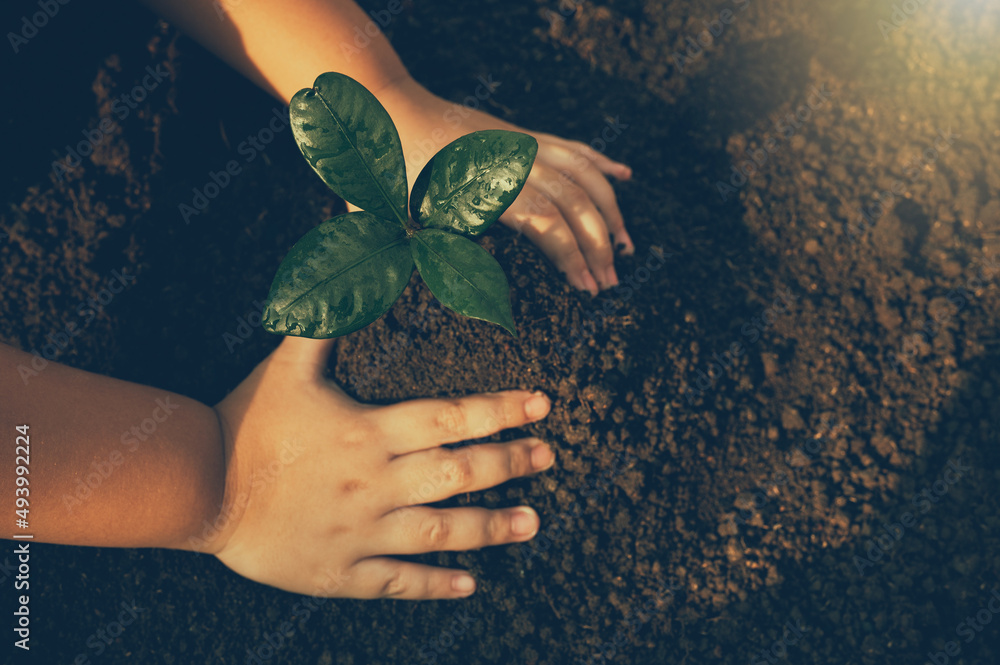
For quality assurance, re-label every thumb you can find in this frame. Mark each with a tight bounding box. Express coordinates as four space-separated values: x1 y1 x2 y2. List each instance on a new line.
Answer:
276 335 337 382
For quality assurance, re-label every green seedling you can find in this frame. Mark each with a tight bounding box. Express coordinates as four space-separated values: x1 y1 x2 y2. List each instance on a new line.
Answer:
262 72 538 338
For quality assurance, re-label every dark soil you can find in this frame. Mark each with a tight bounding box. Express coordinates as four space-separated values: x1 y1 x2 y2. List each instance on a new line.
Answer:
3 0 1000 663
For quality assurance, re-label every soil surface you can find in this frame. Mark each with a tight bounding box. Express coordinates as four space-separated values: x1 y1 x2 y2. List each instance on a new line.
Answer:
3 0 1000 664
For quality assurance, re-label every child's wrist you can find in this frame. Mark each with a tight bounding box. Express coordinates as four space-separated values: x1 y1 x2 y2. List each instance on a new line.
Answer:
173 407 241 555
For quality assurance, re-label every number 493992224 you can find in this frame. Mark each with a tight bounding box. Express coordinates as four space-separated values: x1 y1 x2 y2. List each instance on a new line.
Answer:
15 425 30 529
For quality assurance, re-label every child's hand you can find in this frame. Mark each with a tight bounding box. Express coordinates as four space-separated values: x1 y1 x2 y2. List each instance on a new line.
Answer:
209 335 555 599
376 77 634 297
145 0 635 295
140 1 630 295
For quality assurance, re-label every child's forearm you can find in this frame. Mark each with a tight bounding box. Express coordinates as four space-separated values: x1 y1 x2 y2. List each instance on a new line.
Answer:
141 0 411 102
0 343 227 551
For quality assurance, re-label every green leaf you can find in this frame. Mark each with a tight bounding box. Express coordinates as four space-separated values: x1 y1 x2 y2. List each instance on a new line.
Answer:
410 130 538 236
411 229 516 335
264 211 413 338
290 72 408 226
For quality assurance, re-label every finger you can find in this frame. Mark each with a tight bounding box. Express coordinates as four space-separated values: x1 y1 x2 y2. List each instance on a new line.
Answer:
376 505 540 555
546 135 633 180
533 164 619 290
539 144 634 255
376 390 551 454
392 437 555 505
501 188 599 295
348 557 477 600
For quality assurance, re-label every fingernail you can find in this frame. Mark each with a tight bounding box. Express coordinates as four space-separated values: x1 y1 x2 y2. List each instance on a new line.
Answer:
452 575 476 595
618 231 635 255
530 440 555 470
619 164 632 179
604 265 619 288
511 507 539 537
525 392 550 420
581 270 599 295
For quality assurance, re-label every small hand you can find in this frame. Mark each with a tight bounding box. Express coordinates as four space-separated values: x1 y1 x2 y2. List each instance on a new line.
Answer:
208 336 555 599
375 76 634 296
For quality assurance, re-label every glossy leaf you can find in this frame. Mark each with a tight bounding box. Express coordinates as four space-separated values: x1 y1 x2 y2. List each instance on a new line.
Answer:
410 130 538 236
290 72 408 226
411 229 516 335
263 211 413 338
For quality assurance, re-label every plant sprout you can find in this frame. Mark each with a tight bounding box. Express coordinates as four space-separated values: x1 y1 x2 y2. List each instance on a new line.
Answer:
262 72 538 339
